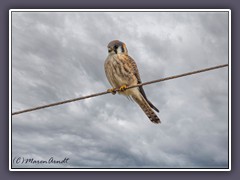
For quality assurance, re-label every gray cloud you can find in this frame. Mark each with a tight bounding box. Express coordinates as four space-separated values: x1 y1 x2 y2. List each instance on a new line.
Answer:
11 11 229 169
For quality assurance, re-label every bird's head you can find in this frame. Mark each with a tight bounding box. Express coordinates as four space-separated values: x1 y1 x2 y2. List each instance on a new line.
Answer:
107 40 128 55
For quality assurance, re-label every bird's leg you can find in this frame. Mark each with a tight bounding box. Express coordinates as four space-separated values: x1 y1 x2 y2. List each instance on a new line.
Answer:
107 85 127 94
119 84 127 91
107 88 117 95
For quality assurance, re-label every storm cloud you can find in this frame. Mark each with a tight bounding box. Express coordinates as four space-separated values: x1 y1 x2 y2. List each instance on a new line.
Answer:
11 11 229 169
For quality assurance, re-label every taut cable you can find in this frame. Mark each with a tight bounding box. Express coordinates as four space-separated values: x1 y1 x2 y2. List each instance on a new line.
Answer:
12 64 228 116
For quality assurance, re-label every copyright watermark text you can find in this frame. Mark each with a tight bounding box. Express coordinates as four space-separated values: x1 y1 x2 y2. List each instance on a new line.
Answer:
13 157 69 165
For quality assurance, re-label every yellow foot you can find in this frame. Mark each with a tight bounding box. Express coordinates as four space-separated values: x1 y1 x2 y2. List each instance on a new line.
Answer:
119 85 127 91
107 88 117 95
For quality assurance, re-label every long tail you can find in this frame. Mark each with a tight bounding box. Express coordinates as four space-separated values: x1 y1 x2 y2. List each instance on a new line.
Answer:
139 86 159 112
132 93 161 124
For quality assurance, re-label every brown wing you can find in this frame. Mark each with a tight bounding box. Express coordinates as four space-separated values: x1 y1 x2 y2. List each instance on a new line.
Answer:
127 55 159 113
127 55 142 84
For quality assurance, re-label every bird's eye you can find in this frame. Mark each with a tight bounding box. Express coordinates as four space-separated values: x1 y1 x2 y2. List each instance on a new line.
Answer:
114 45 118 49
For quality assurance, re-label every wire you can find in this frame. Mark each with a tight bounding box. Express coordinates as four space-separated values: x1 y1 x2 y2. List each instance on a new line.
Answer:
12 64 228 116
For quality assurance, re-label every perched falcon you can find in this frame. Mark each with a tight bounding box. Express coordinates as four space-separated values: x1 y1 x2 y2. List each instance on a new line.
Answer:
104 40 160 124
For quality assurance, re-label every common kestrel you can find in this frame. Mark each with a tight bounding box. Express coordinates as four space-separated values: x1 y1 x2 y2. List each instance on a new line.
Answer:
104 40 160 124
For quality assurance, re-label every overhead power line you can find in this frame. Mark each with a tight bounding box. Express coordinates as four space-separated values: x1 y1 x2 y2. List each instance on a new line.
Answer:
12 64 228 116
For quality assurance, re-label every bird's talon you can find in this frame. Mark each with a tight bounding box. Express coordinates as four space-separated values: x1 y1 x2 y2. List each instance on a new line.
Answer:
119 85 127 91
107 88 116 95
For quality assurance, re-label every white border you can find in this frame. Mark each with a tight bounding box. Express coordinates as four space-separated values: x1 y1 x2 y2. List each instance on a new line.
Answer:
9 9 230 11
9 10 12 172
228 10 232 171
9 9 231 172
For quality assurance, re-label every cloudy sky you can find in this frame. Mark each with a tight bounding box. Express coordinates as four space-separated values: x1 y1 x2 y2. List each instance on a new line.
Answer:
11 11 229 169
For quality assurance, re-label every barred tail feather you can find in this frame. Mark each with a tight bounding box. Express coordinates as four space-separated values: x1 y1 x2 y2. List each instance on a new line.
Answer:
132 93 161 124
